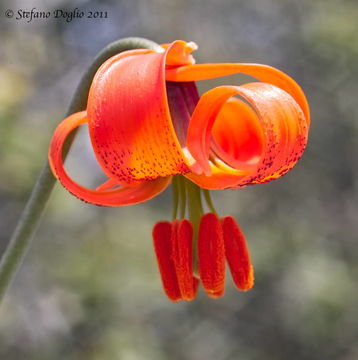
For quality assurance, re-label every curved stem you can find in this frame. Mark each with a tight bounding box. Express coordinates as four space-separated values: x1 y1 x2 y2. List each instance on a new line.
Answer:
0 38 162 303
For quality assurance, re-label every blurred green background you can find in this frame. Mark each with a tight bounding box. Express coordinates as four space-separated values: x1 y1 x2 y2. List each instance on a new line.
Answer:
0 0 357 359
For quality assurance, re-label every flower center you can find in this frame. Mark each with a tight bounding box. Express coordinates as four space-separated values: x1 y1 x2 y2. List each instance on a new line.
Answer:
152 78 254 302
166 80 221 275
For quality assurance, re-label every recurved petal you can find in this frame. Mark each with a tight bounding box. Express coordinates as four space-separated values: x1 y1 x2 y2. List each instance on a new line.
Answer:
165 62 310 123
184 82 308 190
163 40 197 66
48 111 171 206
87 41 197 185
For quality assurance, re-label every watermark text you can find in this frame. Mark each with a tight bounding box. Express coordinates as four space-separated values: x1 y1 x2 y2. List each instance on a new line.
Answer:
4 8 108 23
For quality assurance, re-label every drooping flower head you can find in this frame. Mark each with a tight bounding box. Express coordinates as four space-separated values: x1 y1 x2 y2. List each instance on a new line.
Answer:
49 40 310 301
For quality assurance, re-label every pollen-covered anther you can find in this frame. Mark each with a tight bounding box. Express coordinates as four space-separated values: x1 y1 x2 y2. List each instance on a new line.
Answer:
171 219 198 300
198 213 226 298
152 222 182 301
153 220 198 302
221 216 254 291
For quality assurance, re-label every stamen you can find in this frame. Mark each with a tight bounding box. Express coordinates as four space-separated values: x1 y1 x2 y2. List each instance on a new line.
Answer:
221 216 254 291
152 222 182 301
171 219 198 300
198 213 225 298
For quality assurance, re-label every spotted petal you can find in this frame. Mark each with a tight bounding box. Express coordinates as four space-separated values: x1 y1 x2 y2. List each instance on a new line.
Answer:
165 61 309 189
48 111 171 206
86 41 197 185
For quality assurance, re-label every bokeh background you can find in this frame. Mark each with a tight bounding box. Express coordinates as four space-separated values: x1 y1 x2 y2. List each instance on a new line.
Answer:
1 0 357 359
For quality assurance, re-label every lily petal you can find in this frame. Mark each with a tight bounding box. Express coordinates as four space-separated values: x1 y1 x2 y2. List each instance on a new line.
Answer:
48 111 171 206
87 41 197 184
185 82 308 189
165 62 310 123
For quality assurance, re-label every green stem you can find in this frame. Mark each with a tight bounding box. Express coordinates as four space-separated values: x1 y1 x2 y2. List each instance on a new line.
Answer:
178 176 187 219
203 189 218 215
184 178 204 277
0 38 162 303
171 176 179 220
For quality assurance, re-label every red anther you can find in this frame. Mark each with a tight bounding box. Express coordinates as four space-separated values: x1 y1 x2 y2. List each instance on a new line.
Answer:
198 213 226 298
171 219 199 301
152 222 182 301
222 216 254 291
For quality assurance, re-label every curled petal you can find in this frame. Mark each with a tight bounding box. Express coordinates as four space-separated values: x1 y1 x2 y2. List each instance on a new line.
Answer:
165 62 310 123
211 97 263 172
163 41 197 66
185 82 308 189
48 111 171 206
87 41 197 184
198 213 225 298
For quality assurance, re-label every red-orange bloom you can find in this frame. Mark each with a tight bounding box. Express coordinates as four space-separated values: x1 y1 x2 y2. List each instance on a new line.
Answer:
48 40 310 301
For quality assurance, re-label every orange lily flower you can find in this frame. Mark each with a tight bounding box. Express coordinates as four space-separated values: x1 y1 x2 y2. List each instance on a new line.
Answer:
48 40 310 301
